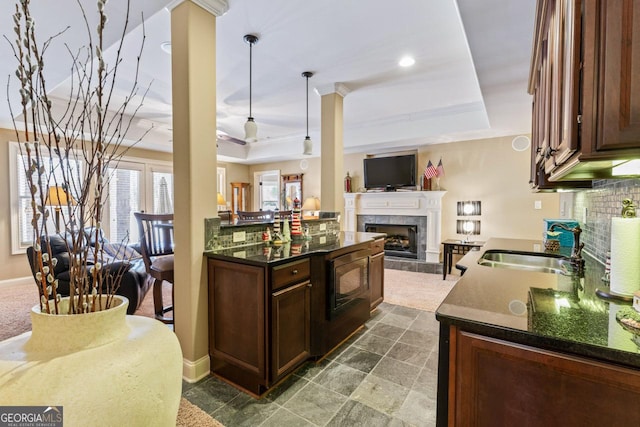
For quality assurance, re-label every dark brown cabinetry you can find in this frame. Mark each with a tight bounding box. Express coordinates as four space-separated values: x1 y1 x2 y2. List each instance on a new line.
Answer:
447 327 640 425
270 258 311 381
369 238 384 310
529 0 640 184
207 257 310 395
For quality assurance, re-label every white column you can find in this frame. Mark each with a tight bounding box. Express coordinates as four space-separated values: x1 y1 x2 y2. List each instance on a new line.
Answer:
169 0 228 382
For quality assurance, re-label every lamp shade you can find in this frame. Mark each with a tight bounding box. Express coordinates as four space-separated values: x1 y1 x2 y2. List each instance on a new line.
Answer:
244 117 258 143
217 192 226 205
302 136 312 155
457 201 481 216
302 197 320 211
456 219 481 235
45 186 75 206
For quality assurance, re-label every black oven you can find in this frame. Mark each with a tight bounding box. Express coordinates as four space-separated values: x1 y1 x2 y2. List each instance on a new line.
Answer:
328 249 370 319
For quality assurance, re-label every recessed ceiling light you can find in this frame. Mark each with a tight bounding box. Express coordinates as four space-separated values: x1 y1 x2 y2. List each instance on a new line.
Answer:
398 56 415 67
160 41 172 54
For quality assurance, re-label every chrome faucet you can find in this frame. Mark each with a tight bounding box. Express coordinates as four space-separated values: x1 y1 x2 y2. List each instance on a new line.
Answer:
549 223 585 268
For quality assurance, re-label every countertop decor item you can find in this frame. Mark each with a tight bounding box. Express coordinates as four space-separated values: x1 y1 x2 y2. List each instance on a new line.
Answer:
615 305 640 334
609 199 640 297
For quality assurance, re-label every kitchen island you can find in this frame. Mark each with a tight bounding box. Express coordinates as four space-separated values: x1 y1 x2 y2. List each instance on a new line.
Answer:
436 238 640 426
204 231 385 396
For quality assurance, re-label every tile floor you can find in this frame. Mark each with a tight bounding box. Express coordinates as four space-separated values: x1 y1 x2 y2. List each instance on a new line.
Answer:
182 302 440 426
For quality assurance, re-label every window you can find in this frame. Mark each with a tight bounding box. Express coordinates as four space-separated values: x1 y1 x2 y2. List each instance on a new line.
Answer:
217 167 226 200
10 142 172 253
107 163 143 244
105 160 173 244
9 142 84 253
254 170 280 211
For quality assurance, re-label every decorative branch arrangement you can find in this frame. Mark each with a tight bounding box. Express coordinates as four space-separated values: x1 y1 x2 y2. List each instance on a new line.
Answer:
6 0 150 314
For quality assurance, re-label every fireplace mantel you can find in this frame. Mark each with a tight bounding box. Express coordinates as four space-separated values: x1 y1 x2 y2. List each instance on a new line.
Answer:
344 191 446 263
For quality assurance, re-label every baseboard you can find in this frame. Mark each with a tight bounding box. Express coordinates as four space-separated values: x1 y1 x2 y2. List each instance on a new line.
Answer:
182 354 210 383
0 276 32 287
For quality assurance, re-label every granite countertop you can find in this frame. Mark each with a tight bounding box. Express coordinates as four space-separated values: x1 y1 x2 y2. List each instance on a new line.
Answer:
436 237 640 369
204 231 385 265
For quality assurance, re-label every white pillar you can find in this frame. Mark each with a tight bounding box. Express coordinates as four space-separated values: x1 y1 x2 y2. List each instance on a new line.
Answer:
169 0 228 382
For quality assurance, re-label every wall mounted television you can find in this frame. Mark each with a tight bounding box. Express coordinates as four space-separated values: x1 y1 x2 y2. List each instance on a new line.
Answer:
363 154 416 191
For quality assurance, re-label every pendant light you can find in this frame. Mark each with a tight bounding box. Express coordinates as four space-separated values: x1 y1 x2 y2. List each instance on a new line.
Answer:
244 34 259 143
302 71 313 155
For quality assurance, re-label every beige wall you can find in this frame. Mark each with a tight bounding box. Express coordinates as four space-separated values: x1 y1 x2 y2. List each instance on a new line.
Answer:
420 136 559 242
343 136 560 242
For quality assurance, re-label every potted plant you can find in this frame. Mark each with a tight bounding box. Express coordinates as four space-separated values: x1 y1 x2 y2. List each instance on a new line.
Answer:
0 1 182 425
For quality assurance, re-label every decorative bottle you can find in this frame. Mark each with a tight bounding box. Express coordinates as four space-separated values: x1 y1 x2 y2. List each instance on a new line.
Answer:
344 172 352 193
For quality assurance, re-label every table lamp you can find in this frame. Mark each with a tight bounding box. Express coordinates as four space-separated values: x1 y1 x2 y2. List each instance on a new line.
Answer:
45 186 76 233
302 197 320 219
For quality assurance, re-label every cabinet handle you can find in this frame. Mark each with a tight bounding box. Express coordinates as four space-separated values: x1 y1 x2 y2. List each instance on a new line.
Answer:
307 283 312 288
291 269 298 275
545 147 557 159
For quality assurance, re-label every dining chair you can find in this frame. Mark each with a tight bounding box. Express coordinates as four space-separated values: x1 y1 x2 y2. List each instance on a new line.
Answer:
236 210 274 222
134 212 175 324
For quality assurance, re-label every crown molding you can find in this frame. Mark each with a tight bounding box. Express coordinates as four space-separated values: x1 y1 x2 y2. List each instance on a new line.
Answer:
166 0 229 17
314 83 351 97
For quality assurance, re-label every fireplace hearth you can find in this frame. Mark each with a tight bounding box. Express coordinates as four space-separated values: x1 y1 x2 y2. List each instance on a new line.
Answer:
344 191 445 264
365 223 417 259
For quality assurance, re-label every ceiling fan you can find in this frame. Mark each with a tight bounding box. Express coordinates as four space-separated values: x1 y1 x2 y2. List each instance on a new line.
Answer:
216 131 247 146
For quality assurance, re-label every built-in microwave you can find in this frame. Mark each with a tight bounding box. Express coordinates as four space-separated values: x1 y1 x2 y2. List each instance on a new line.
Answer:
327 249 370 319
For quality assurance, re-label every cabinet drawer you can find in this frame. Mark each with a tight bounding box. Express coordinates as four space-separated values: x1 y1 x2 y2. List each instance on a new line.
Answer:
272 258 310 290
370 239 385 254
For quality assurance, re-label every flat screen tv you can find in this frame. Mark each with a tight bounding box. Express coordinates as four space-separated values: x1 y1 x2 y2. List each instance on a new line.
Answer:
363 154 416 191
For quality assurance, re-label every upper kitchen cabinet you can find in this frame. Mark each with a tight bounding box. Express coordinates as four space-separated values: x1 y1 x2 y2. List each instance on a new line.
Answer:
529 0 640 182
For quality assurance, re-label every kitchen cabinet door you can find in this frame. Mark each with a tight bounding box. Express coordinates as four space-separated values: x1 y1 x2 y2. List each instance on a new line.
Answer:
450 328 640 425
369 239 384 310
545 0 581 171
591 0 640 152
208 259 266 393
271 280 311 381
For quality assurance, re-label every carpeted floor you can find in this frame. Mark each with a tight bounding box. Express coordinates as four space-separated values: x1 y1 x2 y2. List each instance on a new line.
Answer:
177 397 224 427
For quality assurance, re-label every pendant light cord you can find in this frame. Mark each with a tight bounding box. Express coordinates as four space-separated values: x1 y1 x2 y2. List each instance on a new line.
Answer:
306 75 309 138
249 41 253 118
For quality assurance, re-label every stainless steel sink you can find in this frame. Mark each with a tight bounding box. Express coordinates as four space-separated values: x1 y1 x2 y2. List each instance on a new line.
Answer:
477 250 577 275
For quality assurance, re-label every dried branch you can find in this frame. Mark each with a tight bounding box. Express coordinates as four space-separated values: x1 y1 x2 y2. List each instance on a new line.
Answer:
7 0 150 314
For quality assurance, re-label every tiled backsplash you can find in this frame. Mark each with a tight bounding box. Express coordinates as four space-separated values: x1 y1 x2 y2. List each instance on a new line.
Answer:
572 178 640 263
204 214 341 251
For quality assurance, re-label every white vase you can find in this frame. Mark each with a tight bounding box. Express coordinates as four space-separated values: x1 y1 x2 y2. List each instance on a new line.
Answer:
0 296 183 427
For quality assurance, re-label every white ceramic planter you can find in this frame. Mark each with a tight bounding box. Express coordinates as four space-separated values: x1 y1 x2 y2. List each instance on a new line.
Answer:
0 296 183 427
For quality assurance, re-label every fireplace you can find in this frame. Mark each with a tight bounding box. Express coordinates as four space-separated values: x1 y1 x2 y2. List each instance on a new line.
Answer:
365 223 418 259
344 191 445 263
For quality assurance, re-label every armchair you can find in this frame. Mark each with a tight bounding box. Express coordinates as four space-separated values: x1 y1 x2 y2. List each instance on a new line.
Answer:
25 229 150 314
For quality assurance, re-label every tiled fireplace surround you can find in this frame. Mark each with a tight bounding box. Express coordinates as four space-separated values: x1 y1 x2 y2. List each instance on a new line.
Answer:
344 191 445 273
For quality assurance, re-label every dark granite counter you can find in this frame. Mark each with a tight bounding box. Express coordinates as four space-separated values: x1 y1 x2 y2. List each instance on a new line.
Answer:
204 231 385 266
436 238 640 369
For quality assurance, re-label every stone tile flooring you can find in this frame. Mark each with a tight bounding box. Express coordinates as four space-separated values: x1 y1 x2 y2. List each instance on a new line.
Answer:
182 302 440 426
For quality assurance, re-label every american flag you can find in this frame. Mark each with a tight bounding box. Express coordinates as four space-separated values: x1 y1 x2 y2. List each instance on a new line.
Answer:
436 158 445 177
424 160 438 179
